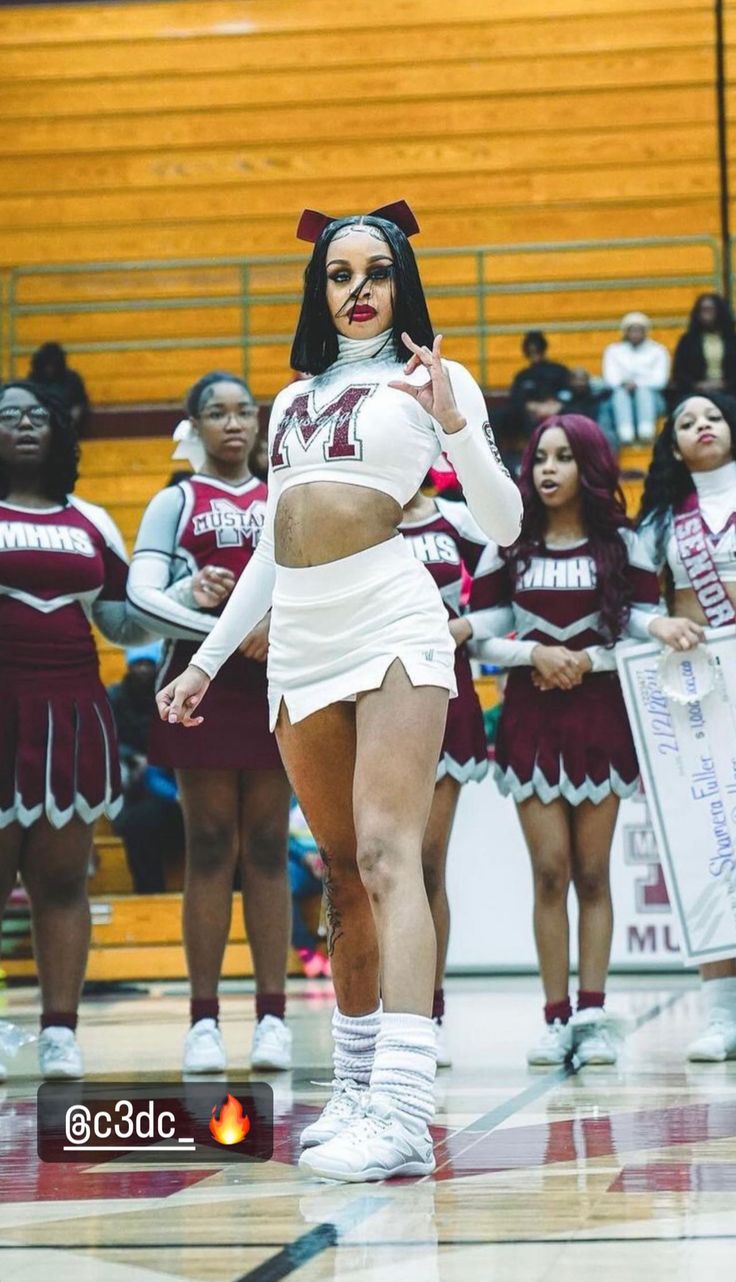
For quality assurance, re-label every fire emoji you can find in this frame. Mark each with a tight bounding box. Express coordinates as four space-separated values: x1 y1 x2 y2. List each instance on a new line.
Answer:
209 1093 251 1146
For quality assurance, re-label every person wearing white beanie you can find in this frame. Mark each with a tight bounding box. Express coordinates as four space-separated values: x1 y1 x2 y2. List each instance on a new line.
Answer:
602 312 670 444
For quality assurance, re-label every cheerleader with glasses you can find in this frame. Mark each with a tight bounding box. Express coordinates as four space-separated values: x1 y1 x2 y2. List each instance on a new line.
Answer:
127 373 292 1074
0 381 148 1080
476 414 678 1067
156 202 522 1182
638 392 736 1061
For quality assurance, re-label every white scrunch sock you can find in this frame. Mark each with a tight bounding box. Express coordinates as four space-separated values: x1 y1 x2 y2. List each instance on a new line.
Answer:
704 975 736 1017
332 1004 382 1087
370 1011 437 1128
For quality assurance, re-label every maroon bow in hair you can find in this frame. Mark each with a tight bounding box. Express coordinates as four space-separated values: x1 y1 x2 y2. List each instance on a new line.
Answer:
296 200 420 243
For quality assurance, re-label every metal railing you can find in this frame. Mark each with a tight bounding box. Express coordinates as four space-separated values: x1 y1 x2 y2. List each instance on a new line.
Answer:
0 234 722 395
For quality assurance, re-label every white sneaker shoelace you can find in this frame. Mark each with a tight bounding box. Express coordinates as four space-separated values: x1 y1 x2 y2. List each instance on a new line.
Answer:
320 1080 366 1116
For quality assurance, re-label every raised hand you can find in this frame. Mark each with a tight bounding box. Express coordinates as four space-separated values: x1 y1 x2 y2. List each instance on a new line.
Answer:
388 333 467 434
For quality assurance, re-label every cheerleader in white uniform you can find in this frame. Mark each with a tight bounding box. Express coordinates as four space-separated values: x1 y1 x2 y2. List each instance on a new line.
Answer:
638 392 736 1061
157 202 522 1182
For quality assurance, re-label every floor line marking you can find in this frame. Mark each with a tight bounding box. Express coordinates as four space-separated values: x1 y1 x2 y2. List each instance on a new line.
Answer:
1 1232 734 1251
233 1194 390 1282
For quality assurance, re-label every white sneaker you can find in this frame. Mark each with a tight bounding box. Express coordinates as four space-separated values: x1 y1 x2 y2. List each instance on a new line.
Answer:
434 1018 452 1068
526 1019 572 1067
250 1015 292 1071
687 1010 736 1062
38 1027 83 1079
300 1079 368 1147
298 1093 435 1182
571 1008 617 1066
183 1018 227 1074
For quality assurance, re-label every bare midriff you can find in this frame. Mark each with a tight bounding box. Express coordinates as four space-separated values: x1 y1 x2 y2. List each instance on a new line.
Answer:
672 581 736 625
273 481 403 567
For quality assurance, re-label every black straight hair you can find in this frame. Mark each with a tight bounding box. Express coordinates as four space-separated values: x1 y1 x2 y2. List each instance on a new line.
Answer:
290 215 435 375
637 390 736 562
0 379 79 503
185 371 255 418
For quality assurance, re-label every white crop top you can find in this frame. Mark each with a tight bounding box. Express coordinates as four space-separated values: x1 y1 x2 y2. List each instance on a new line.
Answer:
638 460 736 587
190 331 523 679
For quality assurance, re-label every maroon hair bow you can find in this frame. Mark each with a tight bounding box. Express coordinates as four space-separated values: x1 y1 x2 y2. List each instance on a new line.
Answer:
296 200 420 243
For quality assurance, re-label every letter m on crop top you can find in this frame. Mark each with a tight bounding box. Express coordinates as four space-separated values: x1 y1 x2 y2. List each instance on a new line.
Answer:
270 386 374 470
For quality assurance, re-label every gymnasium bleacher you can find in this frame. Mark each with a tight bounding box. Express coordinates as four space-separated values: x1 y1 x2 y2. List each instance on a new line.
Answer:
1 0 729 982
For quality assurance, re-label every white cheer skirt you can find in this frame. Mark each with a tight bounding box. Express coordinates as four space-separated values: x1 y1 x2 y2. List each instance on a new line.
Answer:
267 536 456 729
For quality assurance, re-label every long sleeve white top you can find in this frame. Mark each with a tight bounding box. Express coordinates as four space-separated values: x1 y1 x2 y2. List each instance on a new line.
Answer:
188 339 522 680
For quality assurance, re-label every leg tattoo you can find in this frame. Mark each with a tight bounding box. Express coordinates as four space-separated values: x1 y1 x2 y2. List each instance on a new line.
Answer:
319 847 345 958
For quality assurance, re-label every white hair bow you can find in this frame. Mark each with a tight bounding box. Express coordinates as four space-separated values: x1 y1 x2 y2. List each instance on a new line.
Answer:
171 418 205 471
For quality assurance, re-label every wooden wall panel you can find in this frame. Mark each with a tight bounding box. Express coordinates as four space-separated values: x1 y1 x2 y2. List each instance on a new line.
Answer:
0 0 728 400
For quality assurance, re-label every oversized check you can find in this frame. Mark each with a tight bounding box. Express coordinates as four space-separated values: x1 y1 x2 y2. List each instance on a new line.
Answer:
617 626 736 965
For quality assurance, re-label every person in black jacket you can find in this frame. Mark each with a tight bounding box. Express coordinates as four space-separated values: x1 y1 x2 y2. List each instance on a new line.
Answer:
508 331 570 431
29 343 91 435
671 293 736 401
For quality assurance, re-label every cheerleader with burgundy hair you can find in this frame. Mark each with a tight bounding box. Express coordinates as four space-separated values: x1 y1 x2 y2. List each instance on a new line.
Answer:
127 372 292 1074
477 414 674 1066
638 392 736 1061
0 380 148 1080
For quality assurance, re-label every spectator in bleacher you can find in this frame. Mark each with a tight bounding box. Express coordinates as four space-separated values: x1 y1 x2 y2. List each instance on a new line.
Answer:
29 343 90 437
508 331 570 434
602 312 669 444
671 292 736 401
0 379 148 1081
107 643 184 895
127 372 293 1075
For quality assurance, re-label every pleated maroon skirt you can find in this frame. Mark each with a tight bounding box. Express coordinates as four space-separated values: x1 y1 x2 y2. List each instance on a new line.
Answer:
149 642 282 772
0 667 122 830
437 651 488 784
493 668 639 805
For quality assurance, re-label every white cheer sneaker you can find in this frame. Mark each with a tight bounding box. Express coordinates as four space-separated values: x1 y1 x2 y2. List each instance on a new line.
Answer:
300 1079 368 1147
183 1018 227 1074
298 1094 435 1182
38 1027 84 1079
526 1018 572 1067
250 1015 292 1071
687 1010 736 1062
570 1008 618 1066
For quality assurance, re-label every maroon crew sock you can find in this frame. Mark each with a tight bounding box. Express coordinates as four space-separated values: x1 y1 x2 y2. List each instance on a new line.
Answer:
191 997 219 1026
432 988 445 1022
256 992 286 1023
41 1011 77 1032
577 990 605 1011
544 997 572 1026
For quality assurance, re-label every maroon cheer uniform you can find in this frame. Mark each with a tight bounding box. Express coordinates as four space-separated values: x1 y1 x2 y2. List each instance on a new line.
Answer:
401 498 491 783
477 529 662 804
0 497 144 828
127 474 281 770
